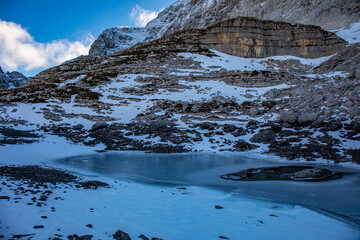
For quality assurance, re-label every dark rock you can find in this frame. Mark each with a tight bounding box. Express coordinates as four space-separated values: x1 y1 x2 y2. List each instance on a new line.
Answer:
12 234 35 239
223 124 237 133
138 234 150 240
279 111 297 124
311 119 325 128
39 195 48 201
327 121 343 131
73 124 84 130
79 181 109 189
231 128 246 137
297 113 318 126
113 230 131 240
246 120 259 129
79 235 93 240
151 238 163 240
196 122 217 130
203 132 213 137
269 214 279 217
219 236 229 239
215 205 223 209
270 124 282 133
193 133 203 142
0 196 10 200
0 165 77 184
233 140 259 151
68 234 93 240
86 224 93 228
292 168 334 181
33 225 44 229
250 129 276 143
91 121 108 131
222 166 342 181
345 149 360 163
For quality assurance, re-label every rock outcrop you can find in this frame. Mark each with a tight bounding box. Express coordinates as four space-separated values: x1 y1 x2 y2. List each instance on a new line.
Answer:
89 27 146 56
128 17 346 58
221 166 342 181
0 66 29 90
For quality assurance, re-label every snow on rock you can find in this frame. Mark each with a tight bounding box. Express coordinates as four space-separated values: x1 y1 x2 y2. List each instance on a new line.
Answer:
89 27 146 56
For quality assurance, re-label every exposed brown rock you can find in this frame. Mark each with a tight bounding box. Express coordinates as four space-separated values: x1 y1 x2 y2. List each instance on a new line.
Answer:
140 17 347 58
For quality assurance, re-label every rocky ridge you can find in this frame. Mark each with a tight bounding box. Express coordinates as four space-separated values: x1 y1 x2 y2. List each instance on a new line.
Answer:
89 27 146 57
0 66 29 90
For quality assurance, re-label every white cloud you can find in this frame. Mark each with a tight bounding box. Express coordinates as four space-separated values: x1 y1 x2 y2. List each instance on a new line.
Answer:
0 20 94 72
130 5 161 27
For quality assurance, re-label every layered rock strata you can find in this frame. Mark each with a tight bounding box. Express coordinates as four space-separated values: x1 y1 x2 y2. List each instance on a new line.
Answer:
130 17 346 58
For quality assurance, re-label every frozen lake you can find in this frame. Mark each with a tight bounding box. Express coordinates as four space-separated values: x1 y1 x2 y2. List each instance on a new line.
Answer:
54 153 360 224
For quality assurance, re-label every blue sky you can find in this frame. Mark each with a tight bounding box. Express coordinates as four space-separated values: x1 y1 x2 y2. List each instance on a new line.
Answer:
0 0 176 76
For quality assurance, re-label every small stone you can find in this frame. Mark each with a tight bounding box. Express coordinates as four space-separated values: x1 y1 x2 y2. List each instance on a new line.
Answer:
0 196 10 200
138 234 150 240
33 225 44 229
219 236 229 239
39 195 48 201
215 205 223 209
86 224 93 228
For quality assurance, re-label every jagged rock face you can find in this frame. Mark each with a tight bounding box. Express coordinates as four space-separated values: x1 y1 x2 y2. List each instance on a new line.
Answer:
146 0 360 41
89 27 146 56
90 0 359 56
131 17 346 58
0 66 29 90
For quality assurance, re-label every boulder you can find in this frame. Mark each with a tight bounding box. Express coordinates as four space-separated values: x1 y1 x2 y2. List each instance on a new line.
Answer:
91 121 108 131
222 124 237 133
113 230 131 240
250 129 276 143
279 111 297 124
234 140 259 151
297 112 318 126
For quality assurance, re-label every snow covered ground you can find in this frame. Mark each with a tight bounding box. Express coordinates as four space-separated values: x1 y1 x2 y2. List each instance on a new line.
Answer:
332 22 360 44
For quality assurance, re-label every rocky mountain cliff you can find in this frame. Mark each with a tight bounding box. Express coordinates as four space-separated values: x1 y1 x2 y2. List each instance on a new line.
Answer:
133 17 346 59
90 0 360 56
89 27 146 57
146 0 360 40
0 66 29 90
